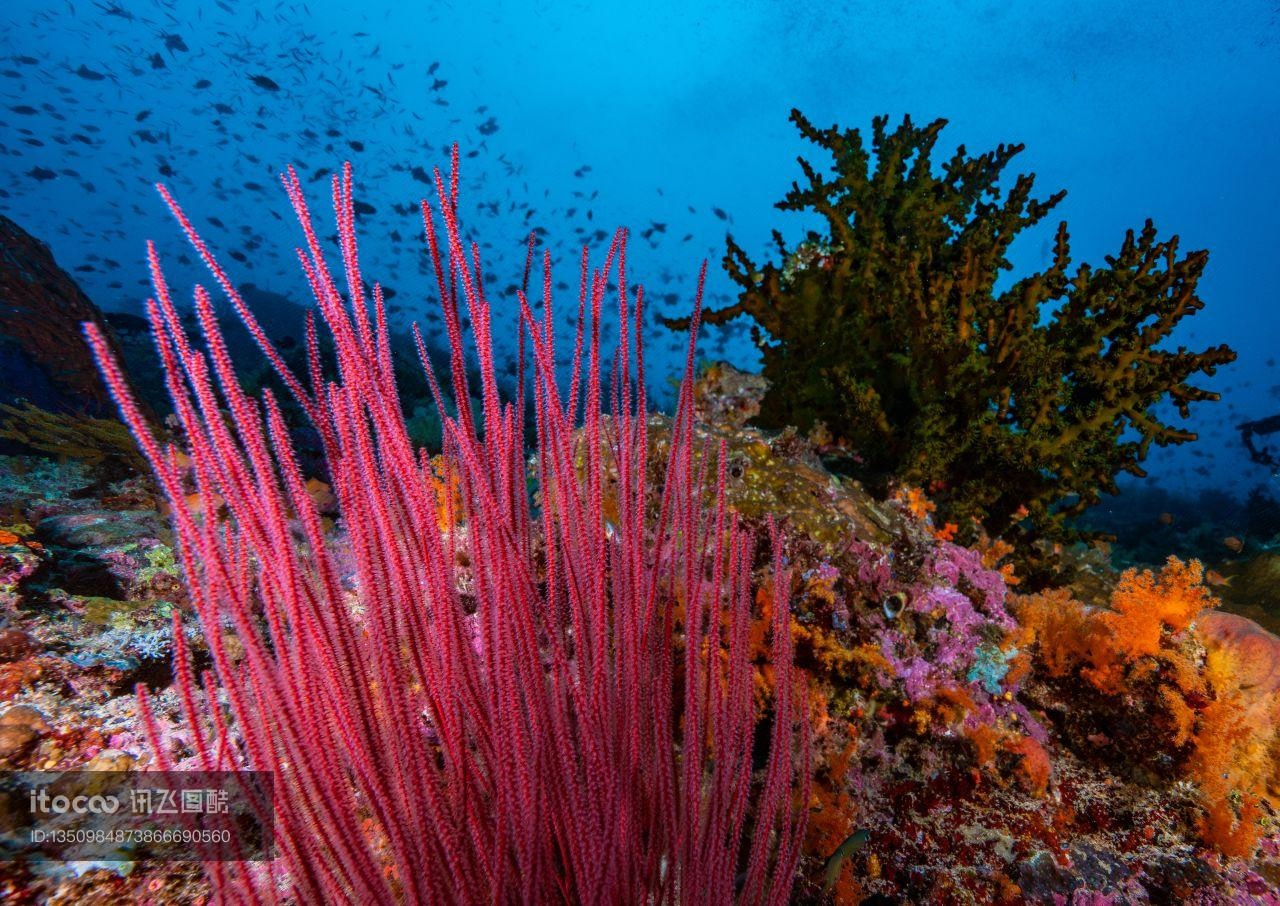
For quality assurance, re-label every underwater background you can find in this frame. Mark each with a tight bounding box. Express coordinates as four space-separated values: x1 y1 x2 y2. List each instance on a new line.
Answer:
3 1 1280 903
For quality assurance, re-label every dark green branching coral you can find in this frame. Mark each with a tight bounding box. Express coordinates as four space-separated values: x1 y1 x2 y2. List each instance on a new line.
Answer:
665 109 1236 564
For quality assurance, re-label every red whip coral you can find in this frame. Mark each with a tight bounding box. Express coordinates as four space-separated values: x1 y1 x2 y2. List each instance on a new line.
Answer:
85 149 809 903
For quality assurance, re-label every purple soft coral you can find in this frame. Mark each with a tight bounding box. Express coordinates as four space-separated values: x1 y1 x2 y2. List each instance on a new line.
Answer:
874 542 1020 710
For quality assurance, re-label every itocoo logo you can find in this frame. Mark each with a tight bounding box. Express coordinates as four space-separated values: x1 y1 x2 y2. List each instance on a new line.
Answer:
28 787 121 815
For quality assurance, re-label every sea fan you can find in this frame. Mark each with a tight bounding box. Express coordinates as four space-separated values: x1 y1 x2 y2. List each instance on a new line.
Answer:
85 147 809 904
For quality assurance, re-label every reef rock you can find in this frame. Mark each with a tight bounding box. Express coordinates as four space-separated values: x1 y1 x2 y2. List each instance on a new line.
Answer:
0 216 130 418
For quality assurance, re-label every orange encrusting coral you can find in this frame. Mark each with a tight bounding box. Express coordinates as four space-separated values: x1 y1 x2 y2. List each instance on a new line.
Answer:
1005 735 1052 796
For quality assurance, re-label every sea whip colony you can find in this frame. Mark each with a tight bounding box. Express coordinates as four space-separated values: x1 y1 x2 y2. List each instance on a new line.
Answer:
84 148 810 904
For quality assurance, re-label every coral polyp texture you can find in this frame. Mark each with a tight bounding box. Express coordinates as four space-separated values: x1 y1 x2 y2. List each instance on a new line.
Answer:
84 153 811 903
665 110 1237 574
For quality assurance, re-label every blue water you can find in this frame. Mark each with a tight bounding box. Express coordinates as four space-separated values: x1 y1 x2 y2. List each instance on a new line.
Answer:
2 0 1278 502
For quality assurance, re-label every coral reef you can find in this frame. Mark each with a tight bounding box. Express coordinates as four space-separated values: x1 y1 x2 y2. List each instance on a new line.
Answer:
665 110 1236 576
3 403 1280 901
678 375 1280 902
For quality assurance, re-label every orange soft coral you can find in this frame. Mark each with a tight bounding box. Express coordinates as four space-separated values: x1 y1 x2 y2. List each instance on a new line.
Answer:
965 723 1001 768
1015 557 1211 695
1185 643 1276 856
426 454 464 532
1014 557 1278 856
894 485 936 521
975 535 1020 586
932 522 959 542
1093 557 1212 667
1080 559 1207 693
1010 586 1095 679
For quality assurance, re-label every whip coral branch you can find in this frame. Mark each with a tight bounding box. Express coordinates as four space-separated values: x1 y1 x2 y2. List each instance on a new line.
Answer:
85 150 809 904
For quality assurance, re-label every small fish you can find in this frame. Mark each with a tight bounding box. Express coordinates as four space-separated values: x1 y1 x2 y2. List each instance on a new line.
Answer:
99 2 134 20
1159 512 1174 526
1222 536 1244 553
822 828 871 893
249 74 280 91
1205 569 1232 588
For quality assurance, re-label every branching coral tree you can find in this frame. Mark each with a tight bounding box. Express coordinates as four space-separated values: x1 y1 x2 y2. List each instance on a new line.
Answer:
666 109 1236 568
87 148 809 904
